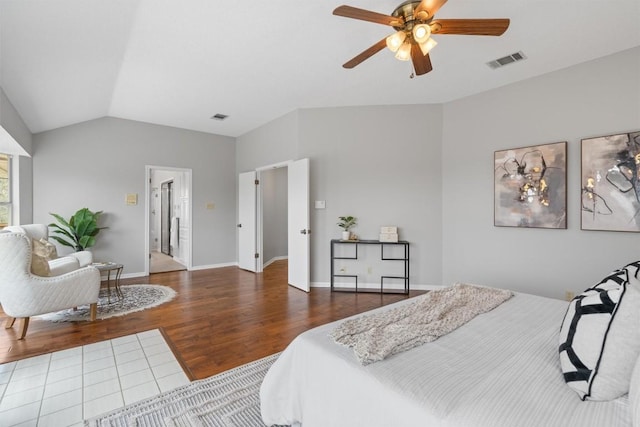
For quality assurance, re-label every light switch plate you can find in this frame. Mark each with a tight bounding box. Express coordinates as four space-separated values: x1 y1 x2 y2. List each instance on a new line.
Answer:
126 193 138 206
314 200 326 209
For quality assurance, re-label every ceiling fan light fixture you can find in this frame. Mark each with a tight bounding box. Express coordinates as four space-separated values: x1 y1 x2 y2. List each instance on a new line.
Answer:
395 42 412 61
412 24 431 43
386 30 406 52
333 2 510 76
419 37 438 55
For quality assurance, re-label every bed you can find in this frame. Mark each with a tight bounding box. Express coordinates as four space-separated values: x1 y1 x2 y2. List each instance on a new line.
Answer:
260 289 633 427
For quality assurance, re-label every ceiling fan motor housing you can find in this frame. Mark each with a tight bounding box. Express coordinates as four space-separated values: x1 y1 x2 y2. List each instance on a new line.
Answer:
391 1 433 32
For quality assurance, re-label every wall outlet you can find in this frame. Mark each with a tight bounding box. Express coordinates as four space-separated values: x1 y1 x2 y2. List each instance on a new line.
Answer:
565 291 575 301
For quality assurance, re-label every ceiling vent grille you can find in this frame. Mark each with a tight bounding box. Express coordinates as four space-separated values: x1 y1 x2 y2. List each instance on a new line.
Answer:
211 113 229 121
487 51 527 69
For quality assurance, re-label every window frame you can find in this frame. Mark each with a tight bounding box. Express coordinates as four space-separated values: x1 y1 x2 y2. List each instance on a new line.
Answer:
0 153 12 227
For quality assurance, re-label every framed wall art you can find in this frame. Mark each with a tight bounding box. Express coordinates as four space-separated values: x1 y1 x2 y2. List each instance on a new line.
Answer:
581 130 640 232
494 141 567 229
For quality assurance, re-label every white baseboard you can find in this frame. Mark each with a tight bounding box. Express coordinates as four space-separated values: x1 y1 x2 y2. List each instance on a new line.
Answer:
263 256 288 269
113 263 237 279
190 262 238 271
311 282 443 291
118 272 147 280
116 268 442 291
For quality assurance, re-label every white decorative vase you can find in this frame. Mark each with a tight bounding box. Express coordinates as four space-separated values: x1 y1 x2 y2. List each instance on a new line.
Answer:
342 231 351 240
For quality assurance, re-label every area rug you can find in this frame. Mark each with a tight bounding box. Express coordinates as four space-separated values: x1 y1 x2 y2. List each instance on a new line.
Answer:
85 352 283 427
37 284 177 321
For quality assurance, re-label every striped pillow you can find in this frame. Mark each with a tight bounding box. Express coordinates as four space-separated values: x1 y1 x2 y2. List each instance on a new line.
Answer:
558 261 640 401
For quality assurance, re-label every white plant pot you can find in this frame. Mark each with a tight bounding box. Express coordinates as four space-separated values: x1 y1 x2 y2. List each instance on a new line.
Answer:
342 231 351 240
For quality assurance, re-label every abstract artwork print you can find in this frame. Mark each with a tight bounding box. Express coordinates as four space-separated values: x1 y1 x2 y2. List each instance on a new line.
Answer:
581 131 640 232
494 141 567 228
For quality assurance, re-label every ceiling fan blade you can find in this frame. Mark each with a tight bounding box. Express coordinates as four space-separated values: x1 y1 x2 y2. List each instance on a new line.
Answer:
333 5 403 26
343 38 387 69
414 0 448 20
431 19 510 36
411 44 433 76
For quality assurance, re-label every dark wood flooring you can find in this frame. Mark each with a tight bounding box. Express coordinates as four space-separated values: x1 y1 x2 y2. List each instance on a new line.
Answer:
0 261 423 379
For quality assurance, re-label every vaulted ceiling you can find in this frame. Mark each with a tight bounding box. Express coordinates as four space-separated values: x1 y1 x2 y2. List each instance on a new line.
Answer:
1 0 639 137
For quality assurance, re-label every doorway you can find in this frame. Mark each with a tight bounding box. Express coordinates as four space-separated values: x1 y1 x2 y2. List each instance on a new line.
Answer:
145 166 193 275
259 166 288 271
238 158 310 292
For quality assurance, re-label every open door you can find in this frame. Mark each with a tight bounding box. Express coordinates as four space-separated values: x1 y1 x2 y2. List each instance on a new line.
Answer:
238 171 257 272
288 158 310 292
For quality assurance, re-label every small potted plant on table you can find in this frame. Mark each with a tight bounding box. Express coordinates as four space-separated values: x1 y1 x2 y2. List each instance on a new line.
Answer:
337 216 357 241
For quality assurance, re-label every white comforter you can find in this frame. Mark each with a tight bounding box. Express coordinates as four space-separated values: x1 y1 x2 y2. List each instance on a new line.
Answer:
260 292 630 427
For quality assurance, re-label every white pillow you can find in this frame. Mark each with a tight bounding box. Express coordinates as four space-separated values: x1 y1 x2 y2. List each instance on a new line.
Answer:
559 261 640 401
630 355 640 427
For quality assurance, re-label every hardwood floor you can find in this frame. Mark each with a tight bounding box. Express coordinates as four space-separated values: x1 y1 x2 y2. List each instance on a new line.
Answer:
0 260 423 380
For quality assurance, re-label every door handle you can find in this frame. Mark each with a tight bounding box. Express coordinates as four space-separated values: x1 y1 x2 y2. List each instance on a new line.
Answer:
237 224 242 228
300 229 311 235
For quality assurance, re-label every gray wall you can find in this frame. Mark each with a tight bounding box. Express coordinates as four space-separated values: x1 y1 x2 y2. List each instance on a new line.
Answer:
237 104 444 287
261 167 288 265
0 87 33 224
442 46 640 299
33 117 236 274
11 47 638 296
0 87 31 154
236 110 299 172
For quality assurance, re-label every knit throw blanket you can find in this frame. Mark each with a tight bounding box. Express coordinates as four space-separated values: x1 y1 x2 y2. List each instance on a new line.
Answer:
331 283 513 365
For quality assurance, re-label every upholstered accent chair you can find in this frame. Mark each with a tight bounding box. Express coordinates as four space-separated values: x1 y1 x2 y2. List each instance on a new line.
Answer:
0 228 100 339
4 224 93 269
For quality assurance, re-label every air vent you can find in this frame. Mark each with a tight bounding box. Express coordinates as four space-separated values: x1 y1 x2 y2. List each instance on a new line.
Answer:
487 51 527 69
210 113 229 121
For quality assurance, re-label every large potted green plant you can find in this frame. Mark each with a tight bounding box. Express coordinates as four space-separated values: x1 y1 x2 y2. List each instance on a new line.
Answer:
49 208 106 251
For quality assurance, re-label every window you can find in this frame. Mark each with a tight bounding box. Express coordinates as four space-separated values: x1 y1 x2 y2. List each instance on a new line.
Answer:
0 153 10 227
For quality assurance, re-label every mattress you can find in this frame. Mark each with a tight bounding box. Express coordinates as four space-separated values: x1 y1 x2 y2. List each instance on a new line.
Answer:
260 292 631 427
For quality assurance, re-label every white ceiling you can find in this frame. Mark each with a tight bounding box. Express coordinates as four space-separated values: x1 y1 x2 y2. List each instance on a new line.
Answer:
1 0 639 138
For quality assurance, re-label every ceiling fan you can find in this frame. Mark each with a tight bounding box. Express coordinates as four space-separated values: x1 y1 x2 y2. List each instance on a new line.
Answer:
333 0 510 76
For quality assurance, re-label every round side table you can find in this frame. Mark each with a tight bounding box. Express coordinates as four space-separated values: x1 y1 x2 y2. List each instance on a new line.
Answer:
91 262 124 303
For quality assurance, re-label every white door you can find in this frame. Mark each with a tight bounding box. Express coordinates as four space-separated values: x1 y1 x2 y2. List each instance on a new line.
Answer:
238 171 257 272
288 158 310 292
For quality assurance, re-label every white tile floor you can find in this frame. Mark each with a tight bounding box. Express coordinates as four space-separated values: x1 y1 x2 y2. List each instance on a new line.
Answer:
0 329 191 427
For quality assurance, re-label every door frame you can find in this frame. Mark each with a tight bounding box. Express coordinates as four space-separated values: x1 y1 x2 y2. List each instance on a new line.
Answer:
255 160 291 274
144 165 193 275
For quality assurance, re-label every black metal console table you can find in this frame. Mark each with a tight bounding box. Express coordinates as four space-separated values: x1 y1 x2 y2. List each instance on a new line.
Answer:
330 239 410 294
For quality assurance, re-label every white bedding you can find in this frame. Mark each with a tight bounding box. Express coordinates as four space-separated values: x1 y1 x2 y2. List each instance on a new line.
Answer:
260 292 631 427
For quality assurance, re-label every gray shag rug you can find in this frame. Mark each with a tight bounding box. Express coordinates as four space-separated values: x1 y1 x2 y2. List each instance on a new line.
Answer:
37 284 177 321
85 353 283 427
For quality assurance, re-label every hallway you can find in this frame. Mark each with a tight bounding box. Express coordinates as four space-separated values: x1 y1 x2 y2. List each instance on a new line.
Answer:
149 251 186 274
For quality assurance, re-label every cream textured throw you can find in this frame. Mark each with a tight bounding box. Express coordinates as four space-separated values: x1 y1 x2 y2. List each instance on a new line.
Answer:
331 283 513 365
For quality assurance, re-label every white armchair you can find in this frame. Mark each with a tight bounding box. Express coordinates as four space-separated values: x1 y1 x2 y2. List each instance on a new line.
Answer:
0 231 100 339
4 224 93 268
